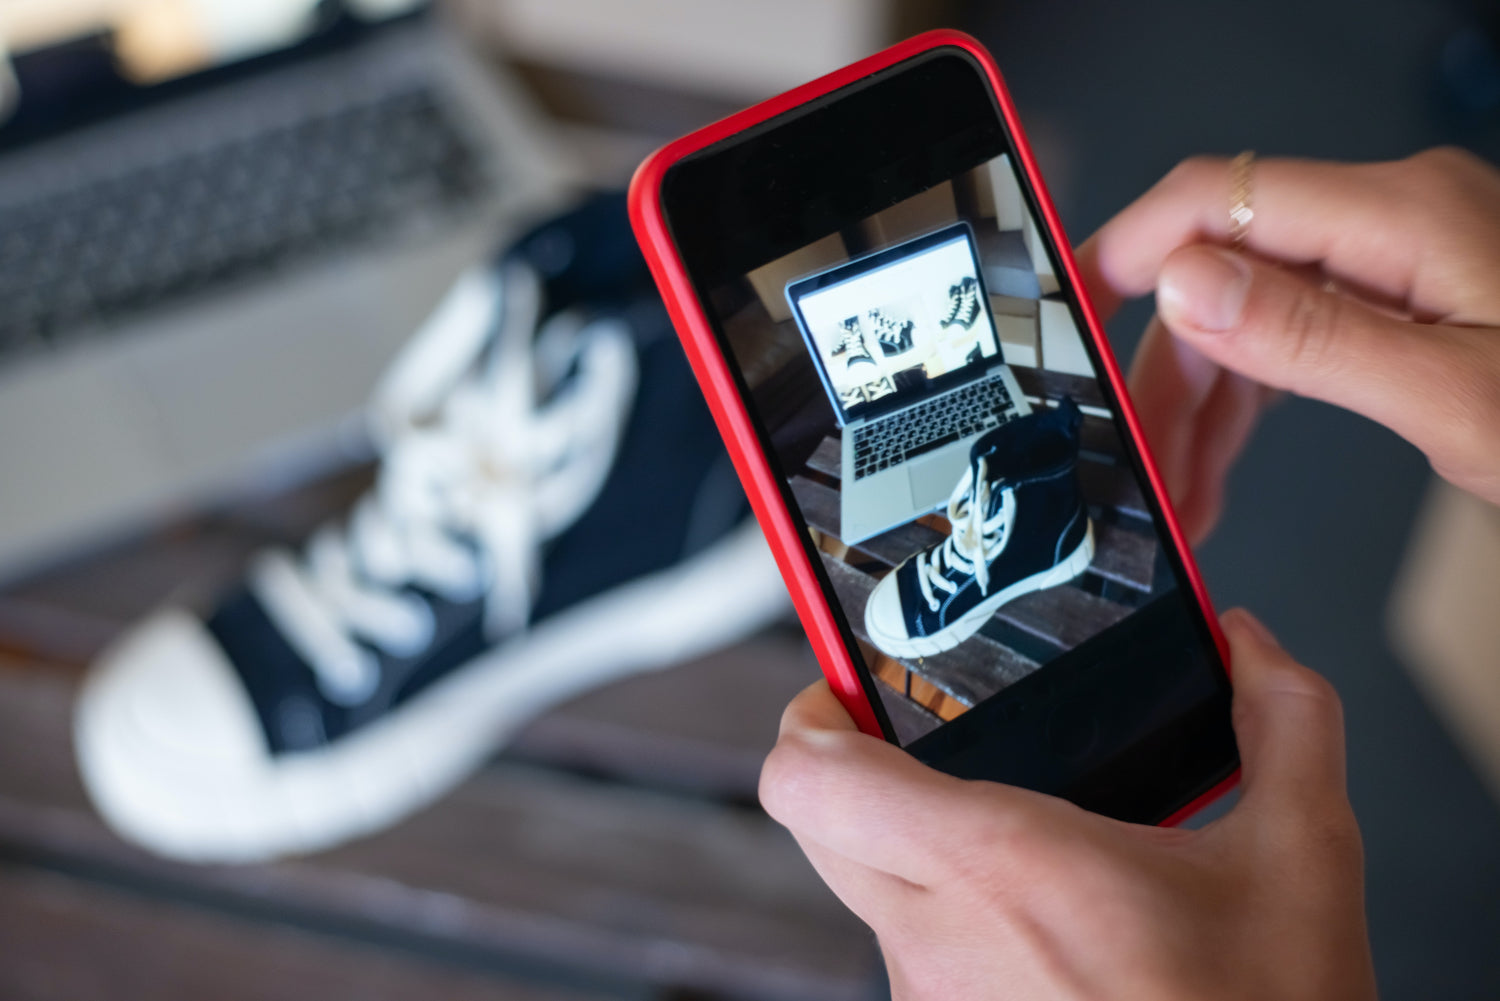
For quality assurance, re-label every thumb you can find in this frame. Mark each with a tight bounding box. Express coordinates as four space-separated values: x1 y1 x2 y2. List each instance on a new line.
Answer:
1155 244 1488 465
1220 609 1349 819
760 681 1063 886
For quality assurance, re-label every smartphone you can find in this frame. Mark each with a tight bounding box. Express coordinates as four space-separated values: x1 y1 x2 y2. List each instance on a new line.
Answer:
630 30 1238 825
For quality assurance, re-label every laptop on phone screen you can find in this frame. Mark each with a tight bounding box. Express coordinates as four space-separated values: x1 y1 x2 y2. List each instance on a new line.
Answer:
786 223 1031 544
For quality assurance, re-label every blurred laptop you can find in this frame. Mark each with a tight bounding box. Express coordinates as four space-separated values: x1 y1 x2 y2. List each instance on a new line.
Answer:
0 0 569 578
786 224 1031 545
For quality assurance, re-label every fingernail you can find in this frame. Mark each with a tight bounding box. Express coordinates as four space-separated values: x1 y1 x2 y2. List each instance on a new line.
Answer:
1159 248 1251 333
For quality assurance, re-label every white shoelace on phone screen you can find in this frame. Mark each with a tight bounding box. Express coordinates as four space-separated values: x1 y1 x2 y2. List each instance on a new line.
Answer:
916 456 1017 612
249 263 638 707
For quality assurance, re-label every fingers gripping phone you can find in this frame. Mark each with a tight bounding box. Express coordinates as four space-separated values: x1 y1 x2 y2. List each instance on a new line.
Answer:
630 31 1239 824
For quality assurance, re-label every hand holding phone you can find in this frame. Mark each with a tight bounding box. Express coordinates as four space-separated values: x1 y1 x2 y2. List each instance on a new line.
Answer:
631 31 1236 822
762 610 1375 1001
631 31 1374 995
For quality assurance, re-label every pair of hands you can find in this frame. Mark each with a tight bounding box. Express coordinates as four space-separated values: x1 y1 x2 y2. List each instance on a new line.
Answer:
763 147 1500 1000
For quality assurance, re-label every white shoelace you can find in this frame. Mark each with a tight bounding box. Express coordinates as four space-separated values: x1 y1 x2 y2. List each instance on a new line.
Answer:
915 456 1017 613
250 264 638 706
835 321 865 355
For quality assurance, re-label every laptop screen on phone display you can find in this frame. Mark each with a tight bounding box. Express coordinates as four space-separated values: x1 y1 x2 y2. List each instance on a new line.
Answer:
787 224 1002 423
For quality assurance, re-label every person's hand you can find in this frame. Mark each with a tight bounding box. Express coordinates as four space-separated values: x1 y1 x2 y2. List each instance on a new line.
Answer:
760 610 1375 1001
1075 148 1500 543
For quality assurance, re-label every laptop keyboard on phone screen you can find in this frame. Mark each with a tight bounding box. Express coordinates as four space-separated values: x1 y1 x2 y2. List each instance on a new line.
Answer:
850 375 1016 481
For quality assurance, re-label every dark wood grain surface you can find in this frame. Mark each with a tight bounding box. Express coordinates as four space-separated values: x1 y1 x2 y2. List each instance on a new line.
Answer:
0 864 593 1001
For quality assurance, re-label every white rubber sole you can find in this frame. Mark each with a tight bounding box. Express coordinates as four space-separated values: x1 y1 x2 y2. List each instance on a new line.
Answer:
74 520 787 864
865 520 1095 659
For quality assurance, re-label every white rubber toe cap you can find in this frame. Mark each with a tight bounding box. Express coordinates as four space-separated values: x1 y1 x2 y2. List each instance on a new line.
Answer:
864 571 914 651
74 609 274 862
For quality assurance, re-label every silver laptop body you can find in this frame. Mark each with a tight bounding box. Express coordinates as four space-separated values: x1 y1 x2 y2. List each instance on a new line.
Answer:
0 5 572 580
836 365 1030 545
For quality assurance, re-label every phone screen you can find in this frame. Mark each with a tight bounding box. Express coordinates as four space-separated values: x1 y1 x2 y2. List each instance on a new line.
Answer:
660 47 1236 821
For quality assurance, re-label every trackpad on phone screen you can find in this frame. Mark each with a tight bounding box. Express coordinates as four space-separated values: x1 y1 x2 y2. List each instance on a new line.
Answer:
907 449 969 514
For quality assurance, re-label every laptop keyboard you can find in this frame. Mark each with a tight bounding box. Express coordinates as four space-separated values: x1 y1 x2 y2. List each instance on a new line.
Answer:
850 376 1017 481
0 86 487 356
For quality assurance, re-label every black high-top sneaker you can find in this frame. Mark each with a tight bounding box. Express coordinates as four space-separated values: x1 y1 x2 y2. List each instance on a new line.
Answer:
864 398 1094 658
74 194 787 863
939 275 981 330
870 308 915 357
831 316 874 368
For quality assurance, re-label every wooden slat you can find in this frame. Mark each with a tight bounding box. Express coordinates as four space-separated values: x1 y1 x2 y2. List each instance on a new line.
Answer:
789 475 942 569
995 587 1132 649
789 472 842 538
0 865 588 1001
1076 460 1148 520
1010 365 1107 409
0 596 121 668
0 524 259 666
818 554 1037 707
510 630 822 798
806 436 840 480
1088 522 1156 593
0 659 877 1001
873 680 946 746
1080 414 1125 457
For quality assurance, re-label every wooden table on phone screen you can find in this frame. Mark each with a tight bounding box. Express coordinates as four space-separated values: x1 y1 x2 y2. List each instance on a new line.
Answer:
0 466 881 1001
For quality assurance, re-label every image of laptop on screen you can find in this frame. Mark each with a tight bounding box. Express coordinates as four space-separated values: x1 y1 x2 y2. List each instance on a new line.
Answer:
786 222 1031 546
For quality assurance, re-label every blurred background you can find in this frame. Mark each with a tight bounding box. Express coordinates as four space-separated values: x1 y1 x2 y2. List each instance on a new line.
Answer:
0 0 1498 998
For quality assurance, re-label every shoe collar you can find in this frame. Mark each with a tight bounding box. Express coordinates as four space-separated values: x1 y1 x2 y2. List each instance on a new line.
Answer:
967 396 1082 488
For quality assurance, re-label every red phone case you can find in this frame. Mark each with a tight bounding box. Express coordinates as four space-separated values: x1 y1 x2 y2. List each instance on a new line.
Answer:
628 29 1238 825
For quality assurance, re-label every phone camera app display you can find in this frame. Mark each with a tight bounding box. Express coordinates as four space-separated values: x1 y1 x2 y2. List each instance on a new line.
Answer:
708 153 1199 748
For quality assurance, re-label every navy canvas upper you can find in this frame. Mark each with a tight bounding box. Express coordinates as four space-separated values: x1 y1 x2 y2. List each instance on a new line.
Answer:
208 194 748 754
892 397 1088 638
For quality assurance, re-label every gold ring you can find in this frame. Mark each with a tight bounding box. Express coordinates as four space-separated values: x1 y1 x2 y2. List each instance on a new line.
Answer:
1229 150 1255 250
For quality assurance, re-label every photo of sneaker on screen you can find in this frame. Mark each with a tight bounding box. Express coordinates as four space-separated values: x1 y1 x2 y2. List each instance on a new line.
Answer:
864 398 1094 659
707 152 1182 745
